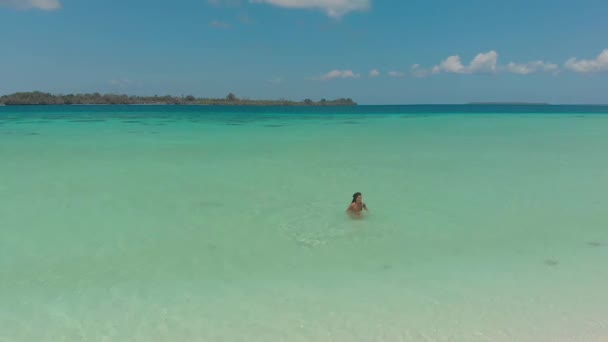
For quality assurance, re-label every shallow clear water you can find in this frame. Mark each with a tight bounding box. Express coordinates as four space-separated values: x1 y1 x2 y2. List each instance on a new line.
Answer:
1 105 608 341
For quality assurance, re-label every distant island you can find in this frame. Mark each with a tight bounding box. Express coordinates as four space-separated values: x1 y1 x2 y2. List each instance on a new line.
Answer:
467 102 549 105
0 91 356 106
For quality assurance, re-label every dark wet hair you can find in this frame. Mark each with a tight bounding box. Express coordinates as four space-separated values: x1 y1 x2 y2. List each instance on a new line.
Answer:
351 192 362 203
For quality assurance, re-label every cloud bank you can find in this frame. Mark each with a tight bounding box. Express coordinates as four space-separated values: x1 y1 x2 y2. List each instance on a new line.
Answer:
317 69 360 81
506 61 558 75
565 49 608 73
432 51 498 74
0 0 61 10
249 0 370 17
416 50 562 76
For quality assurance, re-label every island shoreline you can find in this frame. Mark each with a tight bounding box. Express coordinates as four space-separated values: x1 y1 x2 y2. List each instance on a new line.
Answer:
0 91 357 106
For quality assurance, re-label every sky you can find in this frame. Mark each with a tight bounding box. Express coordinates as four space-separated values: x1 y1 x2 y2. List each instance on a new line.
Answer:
0 0 607 104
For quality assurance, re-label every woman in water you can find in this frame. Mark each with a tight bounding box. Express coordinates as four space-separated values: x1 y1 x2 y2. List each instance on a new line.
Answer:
347 192 368 218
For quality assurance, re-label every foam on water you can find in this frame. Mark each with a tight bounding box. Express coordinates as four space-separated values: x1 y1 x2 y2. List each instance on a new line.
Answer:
1 105 608 341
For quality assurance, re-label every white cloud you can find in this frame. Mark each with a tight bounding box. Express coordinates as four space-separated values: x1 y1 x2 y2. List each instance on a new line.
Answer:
565 49 608 73
268 77 283 84
0 0 61 10
436 55 467 74
209 20 231 29
468 50 498 73
369 69 380 77
411 64 430 78
433 50 498 74
317 69 360 81
249 0 370 17
506 61 558 75
388 70 405 78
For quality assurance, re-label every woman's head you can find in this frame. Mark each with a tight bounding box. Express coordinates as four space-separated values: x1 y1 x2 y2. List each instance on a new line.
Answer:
352 192 362 203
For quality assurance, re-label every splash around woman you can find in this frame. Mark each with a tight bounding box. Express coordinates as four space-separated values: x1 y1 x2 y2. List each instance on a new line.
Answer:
346 192 368 219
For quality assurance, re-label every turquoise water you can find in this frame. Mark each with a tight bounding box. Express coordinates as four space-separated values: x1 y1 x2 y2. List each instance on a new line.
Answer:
1 105 608 341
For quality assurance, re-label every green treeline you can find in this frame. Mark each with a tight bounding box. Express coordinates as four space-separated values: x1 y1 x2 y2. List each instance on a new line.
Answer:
0 92 357 106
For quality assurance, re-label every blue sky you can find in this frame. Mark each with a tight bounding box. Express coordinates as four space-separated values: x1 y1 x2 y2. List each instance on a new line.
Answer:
1 0 607 104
